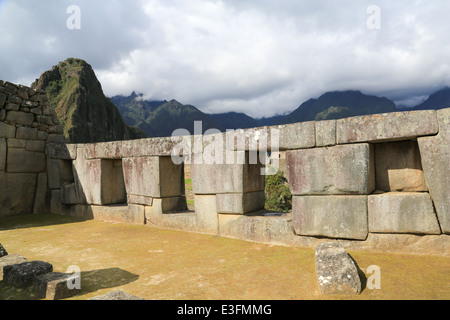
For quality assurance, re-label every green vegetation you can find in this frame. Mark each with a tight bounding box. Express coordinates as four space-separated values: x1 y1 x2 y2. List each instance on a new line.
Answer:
31 58 146 143
264 172 292 213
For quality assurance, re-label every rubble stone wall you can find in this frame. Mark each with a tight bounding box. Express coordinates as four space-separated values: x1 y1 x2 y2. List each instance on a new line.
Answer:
0 81 64 217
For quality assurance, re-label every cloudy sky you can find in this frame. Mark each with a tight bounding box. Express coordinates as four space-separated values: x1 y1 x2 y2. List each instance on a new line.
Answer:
1 0 449 118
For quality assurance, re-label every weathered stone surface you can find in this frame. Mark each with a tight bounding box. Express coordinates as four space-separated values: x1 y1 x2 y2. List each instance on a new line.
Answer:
3 261 53 288
146 201 197 232
0 109 5 121
0 172 37 217
191 152 265 195
341 233 450 257
315 120 336 147
337 110 439 144
25 140 46 152
0 243 8 257
33 272 81 300
218 213 297 245
90 204 145 225
46 143 77 160
194 195 219 234
101 160 127 205
89 291 145 300
127 194 153 206
369 193 441 235
0 92 6 107
315 242 362 295
287 144 375 195
61 182 81 205
5 110 35 126
0 138 5 171
0 121 16 138
16 126 37 140
33 173 49 214
292 196 368 240
418 107 450 234
7 138 25 148
6 148 46 173
5 103 20 111
0 255 27 281
123 156 184 199
375 141 427 192
216 192 265 214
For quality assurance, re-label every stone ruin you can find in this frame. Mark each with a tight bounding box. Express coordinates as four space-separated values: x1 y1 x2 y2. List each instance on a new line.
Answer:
0 80 449 258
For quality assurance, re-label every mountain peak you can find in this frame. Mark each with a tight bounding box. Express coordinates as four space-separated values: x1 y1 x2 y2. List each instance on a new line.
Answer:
31 57 146 143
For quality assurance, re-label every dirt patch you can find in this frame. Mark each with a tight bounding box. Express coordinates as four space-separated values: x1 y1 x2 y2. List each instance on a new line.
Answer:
0 214 449 300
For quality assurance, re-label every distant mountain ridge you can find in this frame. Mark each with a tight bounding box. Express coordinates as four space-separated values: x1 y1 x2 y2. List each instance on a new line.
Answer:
413 87 450 110
111 90 399 138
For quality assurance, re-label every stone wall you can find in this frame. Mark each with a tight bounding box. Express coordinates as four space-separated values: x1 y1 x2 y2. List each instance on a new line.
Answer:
1 80 448 256
45 107 449 256
0 81 64 217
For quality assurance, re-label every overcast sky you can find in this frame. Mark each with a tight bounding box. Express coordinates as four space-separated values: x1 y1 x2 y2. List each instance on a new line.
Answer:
1 0 449 117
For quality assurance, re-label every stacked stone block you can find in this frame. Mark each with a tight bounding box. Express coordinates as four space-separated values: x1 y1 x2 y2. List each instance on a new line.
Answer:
286 109 447 242
0 80 64 217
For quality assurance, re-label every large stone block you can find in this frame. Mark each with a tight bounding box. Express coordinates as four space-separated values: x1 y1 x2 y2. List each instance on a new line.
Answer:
3 261 53 288
33 173 49 214
215 192 265 214
145 198 196 231
218 213 296 245
61 183 81 205
194 195 219 234
5 110 34 126
375 141 428 192
122 156 184 199
0 255 27 281
292 196 368 240
337 110 439 144
16 126 37 140
25 140 46 153
6 148 46 173
46 143 77 160
191 152 265 195
418 107 450 234
315 242 362 295
0 172 37 217
368 193 441 235
33 272 81 300
0 138 5 171
315 120 336 147
0 122 16 138
287 144 375 195
90 204 144 225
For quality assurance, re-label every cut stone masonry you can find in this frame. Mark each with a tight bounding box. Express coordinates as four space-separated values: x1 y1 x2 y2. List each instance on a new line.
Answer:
1 80 449 256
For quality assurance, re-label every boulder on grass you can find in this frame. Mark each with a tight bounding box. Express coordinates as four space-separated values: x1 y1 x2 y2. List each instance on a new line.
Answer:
315 242 362 295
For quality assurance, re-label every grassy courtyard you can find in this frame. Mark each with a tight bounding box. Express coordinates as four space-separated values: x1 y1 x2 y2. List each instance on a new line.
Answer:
0 214 449 300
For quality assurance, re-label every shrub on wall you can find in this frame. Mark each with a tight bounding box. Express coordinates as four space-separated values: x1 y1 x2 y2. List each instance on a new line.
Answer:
265 172 292 213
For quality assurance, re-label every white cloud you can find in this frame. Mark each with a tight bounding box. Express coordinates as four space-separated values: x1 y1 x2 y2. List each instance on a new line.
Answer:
1 0 450 117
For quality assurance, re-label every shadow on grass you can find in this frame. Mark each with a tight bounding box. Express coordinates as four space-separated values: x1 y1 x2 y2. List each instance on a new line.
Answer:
0 214 89 231
0 267 139 300
348 254 368 293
